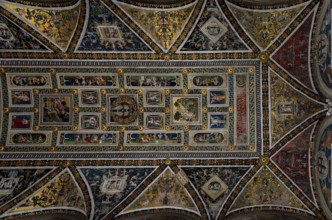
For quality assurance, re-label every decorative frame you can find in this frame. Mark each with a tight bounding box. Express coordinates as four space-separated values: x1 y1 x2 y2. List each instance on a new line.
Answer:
79 112 102 130
143 89 165 107
170 94 202 125
8 112 34 130
39 94 74 126
8 89 34 107
144 112 165 130
78 89 101 107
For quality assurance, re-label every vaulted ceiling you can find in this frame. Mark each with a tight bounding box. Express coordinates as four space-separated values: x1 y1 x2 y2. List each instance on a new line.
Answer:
0 0 331 219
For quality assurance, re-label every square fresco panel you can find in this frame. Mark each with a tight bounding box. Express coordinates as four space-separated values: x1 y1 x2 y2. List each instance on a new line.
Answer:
170 94 202 125
39 94 73 126
107 94 139 126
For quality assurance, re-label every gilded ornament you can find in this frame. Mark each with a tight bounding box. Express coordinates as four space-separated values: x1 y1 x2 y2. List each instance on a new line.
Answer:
227 67 234 74
258 51 269 63
182 68 188 75
228 145 235 151
248 67 255 74
259 155 269 165
119 88 125 93
49 146 56 152
33 89 39 95
101 125 108 131
49 68 56 74
117 68 124 74
165 159 172 165
183 145 189 151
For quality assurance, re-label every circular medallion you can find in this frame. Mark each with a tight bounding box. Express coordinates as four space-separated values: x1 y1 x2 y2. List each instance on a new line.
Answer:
110 95 138 125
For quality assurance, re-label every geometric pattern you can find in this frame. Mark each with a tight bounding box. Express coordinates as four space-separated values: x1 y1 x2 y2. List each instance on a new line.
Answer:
180 0 249 51
227 1 306 49
1 1 80 52
121 168 199 215
272 11 316 91
269 70 323 146
0 14 49 51
182 166 250 219
0 168 52 207
6 169 86 216
272 123 316 202
79 167 155 220
116 1 195 52
229 166 309 213
0 0 330 219
76 0 152 52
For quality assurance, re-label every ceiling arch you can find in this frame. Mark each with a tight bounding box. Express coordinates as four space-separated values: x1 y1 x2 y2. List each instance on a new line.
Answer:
0 0 330 219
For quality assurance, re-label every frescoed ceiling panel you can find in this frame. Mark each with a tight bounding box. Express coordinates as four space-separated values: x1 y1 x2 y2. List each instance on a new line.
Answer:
0 0 331 219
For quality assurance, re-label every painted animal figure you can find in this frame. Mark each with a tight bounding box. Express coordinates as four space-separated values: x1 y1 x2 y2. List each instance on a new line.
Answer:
210 116 225 127
210 92 226 103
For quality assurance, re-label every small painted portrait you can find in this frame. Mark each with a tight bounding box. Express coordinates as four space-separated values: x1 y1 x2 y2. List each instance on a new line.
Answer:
144 113 165 129
171 95 202 125
9 113 33 130
9 90 33 107
144 90 165 107
79 113 101 130
208 113 228 129
79 90 101 107
208 90 228 107
40 94 73 125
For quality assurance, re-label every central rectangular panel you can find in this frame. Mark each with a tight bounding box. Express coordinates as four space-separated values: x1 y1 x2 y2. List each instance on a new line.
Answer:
1 63 261 158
